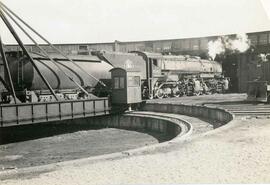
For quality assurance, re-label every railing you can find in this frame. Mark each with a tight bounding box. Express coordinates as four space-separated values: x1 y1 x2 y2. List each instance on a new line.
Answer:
0 98 110 127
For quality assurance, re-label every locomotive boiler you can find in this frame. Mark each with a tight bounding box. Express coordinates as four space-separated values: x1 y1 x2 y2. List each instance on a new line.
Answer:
133 51 227 99
154 54 225 98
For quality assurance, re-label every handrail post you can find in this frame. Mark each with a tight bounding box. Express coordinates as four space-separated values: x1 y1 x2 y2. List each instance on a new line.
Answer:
15 104 18 124
31 104 34 123
83 100 86 117
0 106 3 127
71 101 74 119
45 103 48 121
93 100 96 116
104 99 106 114
59 102 61 120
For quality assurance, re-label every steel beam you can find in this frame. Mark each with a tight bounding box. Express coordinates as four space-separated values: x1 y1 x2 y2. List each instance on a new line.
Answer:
0 7 90 96
0 9 59 101
0 35 17 103
0 1 106 88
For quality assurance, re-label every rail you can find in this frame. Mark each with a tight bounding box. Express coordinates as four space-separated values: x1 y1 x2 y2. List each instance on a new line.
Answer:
0 98 111 127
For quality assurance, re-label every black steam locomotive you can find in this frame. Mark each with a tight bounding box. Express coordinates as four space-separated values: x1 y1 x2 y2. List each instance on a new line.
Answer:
94 51 228 99
0 50 228 103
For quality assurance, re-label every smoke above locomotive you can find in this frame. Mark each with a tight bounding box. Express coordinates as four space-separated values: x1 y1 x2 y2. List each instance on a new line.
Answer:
208 34 251 60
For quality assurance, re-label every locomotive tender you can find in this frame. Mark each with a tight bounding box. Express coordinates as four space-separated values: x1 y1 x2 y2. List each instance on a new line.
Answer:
0 51 113 103
1 50 227 103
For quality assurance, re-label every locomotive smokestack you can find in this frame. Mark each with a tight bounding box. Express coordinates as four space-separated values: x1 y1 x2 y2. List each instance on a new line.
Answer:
207 33 250 60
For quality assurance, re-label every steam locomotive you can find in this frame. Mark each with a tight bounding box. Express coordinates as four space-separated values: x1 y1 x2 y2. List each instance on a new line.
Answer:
94 51 228 99
0 50 228 103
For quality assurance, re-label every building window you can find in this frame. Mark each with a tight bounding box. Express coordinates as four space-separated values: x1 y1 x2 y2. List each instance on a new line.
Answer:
171 40 182 50
190 39 199 50
200 38 208 50
79 45 88 50
258 33 268 45
183 40 190 50
249 35 258 45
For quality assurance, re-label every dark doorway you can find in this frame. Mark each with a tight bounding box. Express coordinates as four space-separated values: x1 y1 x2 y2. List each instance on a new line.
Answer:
216 54 239 93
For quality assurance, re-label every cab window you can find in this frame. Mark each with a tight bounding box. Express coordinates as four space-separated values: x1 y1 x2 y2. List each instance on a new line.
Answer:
114 77 125 89
153 59 158 67
114 77 119 89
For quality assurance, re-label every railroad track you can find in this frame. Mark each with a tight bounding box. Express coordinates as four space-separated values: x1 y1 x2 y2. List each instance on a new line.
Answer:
148 94 270 118
205 103 270 117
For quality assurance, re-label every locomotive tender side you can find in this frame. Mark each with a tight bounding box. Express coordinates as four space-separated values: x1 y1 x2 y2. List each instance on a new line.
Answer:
1 51 113 103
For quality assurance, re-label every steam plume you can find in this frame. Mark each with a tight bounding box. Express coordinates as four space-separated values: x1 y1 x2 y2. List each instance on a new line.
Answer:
208 34 250 60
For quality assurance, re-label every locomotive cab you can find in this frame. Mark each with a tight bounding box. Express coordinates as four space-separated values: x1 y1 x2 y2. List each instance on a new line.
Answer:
110 68 142 109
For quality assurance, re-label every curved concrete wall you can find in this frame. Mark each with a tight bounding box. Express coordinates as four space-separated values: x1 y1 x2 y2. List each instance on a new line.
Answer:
142 103 234 127
34 102 233 142
84 113 189 139
62 102 232 141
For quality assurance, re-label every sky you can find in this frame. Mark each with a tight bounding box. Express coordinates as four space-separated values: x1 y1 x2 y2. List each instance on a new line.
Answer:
1 0 270 44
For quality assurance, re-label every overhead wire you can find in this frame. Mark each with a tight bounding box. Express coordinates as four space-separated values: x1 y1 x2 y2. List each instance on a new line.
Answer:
0 6 59 101
0 1 106 88
0 6 90 96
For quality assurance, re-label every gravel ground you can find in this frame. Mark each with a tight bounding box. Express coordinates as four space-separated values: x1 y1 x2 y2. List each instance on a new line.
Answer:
1 94 269 184
0 128 164 170
1 117 270 184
